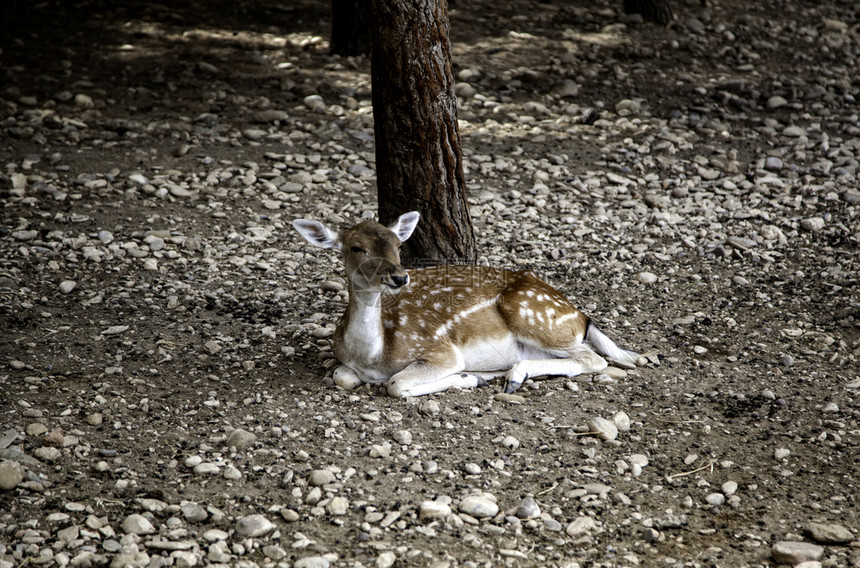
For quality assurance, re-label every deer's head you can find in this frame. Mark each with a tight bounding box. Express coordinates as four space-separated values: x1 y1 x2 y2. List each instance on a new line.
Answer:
293 212 420 293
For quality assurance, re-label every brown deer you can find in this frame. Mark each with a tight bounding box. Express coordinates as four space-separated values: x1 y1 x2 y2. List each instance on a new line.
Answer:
293 212 638 397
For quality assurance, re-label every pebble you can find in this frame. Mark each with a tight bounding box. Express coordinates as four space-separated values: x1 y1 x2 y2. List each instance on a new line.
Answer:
772 541 824 564
309 469 336 486
501 435 520 450
801 217 825 232
774 448 791 459
192 463 220 475
235 514 275 537
706 493 725 506
587 417 619 441
463 462 481 475
767 95 788 108
225 428 257 450
806 522 854 544
294 556 330 568
566 516 597 537
222 465 242 480
122 514 156 535
0 459 25 490
376 551 396 568
612 411 631 432
393 430 412 445
721 481 738 496
420 500 452 519
515 496 541 519
60 280 77 293
636 271 658 284
765 156 784 171
459 494 499 518
181 503 208 522
326 496 349 516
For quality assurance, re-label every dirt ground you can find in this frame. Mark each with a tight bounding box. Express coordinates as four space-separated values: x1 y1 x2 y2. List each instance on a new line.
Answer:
1 0 859 567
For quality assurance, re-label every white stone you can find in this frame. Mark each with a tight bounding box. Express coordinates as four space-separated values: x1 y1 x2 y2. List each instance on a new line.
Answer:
566 516 597 537
420 500 452 520
587 417 618 441
235 514 274 538
772 541 824 565
636 271 658 284
122 514 156 535
459 494 499 518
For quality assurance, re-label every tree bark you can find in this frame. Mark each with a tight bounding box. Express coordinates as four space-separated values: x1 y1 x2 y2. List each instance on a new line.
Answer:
368 0 477 265
330 0 371 56
624 0 673 25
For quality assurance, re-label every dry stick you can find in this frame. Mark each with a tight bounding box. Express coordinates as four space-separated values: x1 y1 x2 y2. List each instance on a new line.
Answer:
667 459 717 481
537 483 559 496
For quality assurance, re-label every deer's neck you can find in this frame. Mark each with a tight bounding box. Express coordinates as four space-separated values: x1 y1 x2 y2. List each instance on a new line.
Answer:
341 282 386 363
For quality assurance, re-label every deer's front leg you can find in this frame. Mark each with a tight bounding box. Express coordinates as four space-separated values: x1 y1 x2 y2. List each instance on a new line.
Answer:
386 349 492 397
332 365 363 390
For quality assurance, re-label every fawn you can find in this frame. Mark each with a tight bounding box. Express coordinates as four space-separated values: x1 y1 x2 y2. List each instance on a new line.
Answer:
293 211 638 397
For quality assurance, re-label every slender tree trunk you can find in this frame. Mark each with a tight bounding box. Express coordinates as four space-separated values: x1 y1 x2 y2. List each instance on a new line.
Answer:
368 0 477 265
330 0 371 56
624 0 673 25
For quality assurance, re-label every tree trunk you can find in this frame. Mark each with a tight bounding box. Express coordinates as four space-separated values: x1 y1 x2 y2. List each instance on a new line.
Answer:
624 0 673 25
368 0 477 265
330 0 371 56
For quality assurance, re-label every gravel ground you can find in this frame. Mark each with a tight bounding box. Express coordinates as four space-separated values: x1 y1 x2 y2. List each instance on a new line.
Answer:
1 0 859 567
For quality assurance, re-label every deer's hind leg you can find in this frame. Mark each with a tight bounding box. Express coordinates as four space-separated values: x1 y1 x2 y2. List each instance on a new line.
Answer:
503 345 608 393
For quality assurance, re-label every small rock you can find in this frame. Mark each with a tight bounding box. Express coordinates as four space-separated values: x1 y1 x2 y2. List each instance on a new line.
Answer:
765 157 784 171
636 271 658 284
294 556 330 568
566 516 597 537
309 469 335 486
370 443 392 459
494 393 525 404
0 459 25 490
33 446 62 461
612 411 631 432
420 400 441 415
420 500 452 520
172 551 199 568
800 217 825 232
181 502 208 522
516 496 541 519
501 435 520 450
772 541 824 565
122 514 156 535
721 481 738 496
782 125 806 137
587 417 618 441
706 493 725 506
376 551 396 568
225 429 257 450
767 95 788 109
222 465 242 480
60 280 77 294
463 462 481 475
235 514 274 538
326 496 349 516
774 448 791 459
459 494 499 518
393 430 412 445
806 522 854 544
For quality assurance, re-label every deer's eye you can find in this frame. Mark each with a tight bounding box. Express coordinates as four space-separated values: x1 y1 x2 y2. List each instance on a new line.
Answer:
351 246 365 254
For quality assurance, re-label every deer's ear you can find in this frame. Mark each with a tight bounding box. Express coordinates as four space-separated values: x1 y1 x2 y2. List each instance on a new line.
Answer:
292 219 341 250
389 211 420 243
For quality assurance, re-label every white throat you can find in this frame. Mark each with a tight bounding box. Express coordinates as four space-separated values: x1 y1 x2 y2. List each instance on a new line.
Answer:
342 285 385 362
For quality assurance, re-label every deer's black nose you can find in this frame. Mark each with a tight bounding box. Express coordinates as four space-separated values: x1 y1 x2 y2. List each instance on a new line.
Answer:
390 274 408 288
